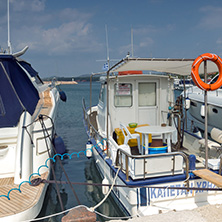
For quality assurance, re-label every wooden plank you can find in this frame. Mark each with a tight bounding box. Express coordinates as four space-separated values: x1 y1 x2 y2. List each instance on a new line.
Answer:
193 169 222 187
0 177 13 186
0 172 48 218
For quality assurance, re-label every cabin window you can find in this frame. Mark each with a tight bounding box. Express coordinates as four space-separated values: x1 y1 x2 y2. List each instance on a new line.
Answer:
138 83 156 106
114 83 132 107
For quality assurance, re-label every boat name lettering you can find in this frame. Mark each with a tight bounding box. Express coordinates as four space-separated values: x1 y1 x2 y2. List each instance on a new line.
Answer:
150 181 216 199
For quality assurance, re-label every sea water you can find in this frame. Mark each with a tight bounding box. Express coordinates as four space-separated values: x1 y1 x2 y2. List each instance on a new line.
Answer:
37 82 123 221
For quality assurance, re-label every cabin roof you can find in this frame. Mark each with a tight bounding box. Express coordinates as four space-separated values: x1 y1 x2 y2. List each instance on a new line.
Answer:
113 58 218 76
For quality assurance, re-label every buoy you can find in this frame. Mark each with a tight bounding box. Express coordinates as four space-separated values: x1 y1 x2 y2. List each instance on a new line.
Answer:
59 90 67 102
184 97 190 110
189 155 196 171
191 53 222 91
87 180 93 193
102 178 109 195
53 134 66 154
200 104 205 117
85 140 93 158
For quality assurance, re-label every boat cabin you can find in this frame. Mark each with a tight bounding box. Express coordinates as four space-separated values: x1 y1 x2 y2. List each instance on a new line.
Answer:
97 72 173 136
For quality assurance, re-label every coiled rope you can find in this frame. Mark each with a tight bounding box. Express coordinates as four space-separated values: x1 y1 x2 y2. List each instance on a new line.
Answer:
0 138 106 200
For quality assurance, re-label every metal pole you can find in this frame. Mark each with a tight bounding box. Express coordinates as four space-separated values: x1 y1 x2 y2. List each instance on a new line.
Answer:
183 76 187 130
90 74 93 114
7 0 12 54
204 60 208 169
106 70 109 154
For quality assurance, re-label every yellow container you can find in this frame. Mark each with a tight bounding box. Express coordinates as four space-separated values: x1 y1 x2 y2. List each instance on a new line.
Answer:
115 124 152 147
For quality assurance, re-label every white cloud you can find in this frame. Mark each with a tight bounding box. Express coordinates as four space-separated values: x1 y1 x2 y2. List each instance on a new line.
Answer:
11 0 45 12
13 19 102 55
58 8 92 22
199 6 222 29
5 3 102 55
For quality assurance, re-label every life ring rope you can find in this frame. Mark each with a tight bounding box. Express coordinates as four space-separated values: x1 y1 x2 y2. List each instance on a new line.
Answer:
191 53 222 91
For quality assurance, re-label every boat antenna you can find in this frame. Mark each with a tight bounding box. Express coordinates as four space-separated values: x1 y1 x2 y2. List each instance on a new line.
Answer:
7 0 12 54
131 27 134 57
105 25 110 69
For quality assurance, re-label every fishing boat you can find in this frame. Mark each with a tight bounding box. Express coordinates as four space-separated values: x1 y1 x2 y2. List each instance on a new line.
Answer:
83 55 222 217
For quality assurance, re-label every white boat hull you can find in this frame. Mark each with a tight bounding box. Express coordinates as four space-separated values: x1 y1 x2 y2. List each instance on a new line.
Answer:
91 140 222 216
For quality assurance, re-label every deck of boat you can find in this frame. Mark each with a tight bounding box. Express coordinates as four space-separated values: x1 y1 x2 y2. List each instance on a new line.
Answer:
0 172 48 218
34 87 53 118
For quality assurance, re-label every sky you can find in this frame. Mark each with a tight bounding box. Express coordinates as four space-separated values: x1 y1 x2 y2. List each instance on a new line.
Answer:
1 0 222 78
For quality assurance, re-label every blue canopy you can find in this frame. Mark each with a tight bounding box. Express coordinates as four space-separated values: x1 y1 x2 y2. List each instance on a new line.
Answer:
0 55 40 127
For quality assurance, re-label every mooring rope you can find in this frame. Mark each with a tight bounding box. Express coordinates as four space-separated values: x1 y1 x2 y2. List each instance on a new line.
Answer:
91 167 121 211
38 115 65 213
20 205 133 222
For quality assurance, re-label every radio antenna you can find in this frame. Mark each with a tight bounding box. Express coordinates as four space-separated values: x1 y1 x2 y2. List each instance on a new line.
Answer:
105 25 110 69
7 0 12 54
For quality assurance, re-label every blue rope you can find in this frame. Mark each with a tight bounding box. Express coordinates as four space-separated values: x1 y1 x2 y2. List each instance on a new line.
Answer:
0 138 106 200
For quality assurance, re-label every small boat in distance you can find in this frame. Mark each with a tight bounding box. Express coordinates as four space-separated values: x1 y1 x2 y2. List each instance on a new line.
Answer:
83 56 222 218
174 78 193 90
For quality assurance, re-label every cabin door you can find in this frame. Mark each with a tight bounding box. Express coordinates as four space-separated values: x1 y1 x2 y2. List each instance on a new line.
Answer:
136 81 159 125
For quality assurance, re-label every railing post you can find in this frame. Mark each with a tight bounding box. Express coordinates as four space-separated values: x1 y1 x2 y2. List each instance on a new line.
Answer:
219 156 222 175
125 155 129 181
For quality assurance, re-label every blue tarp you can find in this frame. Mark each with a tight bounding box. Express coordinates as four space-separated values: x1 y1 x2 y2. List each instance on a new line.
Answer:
18 60 38 77
0 55 40 127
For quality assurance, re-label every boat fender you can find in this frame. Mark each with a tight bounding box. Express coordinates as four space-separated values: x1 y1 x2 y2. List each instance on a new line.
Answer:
200 104 205 117
211 128 222 143
184 97 190 110
102 178 109 195
53 134 66 154
59 90 67 102
85 140 93 159
189 155 196 171
191 53 222 91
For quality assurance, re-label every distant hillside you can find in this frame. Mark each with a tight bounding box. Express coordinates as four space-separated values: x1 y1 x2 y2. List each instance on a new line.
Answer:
43 75 100 82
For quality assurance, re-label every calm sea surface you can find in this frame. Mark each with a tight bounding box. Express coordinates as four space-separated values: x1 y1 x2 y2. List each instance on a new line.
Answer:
37 82 124 221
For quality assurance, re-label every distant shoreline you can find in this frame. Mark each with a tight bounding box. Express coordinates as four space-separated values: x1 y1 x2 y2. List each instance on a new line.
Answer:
44 81 78 85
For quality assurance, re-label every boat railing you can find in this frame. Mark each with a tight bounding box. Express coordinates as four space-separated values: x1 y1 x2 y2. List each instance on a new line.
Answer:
115 148 189 186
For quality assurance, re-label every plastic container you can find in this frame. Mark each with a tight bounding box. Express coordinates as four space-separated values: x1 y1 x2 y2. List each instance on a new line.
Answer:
148 143 167 154
128 123 138 128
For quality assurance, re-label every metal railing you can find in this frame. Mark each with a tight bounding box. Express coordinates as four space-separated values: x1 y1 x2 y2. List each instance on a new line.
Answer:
83 98 191 187
115 148 189 186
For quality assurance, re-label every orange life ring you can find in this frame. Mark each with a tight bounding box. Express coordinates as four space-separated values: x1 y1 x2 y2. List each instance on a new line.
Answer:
191 53 222 91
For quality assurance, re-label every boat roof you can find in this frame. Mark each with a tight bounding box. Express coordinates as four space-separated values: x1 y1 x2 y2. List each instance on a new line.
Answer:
0 54 39 127
113 58 218 76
